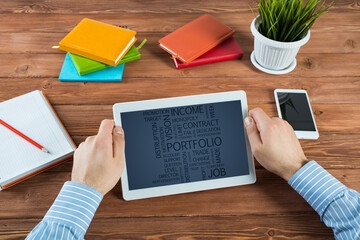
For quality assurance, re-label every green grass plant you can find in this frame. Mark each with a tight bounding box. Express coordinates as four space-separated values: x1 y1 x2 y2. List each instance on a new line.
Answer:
251 0 333 42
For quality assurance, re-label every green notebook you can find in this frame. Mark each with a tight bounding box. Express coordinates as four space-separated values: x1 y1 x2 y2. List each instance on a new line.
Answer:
69 39 147 75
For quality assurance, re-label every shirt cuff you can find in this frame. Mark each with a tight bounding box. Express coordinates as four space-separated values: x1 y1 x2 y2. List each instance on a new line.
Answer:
288 160 347 217
44 181 103 236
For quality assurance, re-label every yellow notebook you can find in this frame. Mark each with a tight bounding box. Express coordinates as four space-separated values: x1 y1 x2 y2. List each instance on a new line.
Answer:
59 18 137 66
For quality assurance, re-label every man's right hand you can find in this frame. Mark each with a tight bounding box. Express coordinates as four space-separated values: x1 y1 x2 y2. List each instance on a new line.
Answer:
71 119 125 196
244 108 308 181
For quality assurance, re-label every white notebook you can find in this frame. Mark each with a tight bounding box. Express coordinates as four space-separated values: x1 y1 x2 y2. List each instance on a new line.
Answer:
0 90 76 190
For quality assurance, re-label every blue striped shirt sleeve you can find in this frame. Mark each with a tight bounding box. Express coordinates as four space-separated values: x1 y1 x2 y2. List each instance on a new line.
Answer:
26 181 103 240
289 160 360 239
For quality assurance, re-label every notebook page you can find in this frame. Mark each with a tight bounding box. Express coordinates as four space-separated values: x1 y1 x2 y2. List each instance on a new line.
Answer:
0 91 75 185
39 93 75 149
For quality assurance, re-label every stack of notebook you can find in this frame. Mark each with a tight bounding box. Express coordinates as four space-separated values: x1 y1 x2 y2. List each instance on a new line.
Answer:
58 18 146 82
159 14 243 69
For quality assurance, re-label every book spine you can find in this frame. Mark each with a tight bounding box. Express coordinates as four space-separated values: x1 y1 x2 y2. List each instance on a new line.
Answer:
176 52 243 69
83 65 110 76
59 44 117 67
0 155 73 190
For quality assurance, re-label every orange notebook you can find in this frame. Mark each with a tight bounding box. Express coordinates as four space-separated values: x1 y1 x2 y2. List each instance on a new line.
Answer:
0 91 76 190
158 14 235 64
59 18 137 66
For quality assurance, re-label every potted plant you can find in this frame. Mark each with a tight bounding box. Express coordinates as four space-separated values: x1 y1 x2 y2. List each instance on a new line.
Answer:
250 0 333 74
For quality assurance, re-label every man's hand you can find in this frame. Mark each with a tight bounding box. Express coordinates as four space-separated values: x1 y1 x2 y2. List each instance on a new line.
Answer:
244 108 308 181
71 119 125 195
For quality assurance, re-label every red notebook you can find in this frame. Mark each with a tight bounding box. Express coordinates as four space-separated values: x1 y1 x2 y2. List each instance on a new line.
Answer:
159 14 235 64
172 37 243 69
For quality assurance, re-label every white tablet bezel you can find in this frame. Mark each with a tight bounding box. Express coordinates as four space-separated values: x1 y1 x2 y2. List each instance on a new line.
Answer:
113 91 256 200
274 89 319 140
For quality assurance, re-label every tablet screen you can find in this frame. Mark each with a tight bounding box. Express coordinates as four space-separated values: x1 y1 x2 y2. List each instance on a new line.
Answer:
121 100 249 190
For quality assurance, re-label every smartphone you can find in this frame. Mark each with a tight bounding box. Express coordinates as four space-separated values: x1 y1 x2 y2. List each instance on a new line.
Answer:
274 89 319 139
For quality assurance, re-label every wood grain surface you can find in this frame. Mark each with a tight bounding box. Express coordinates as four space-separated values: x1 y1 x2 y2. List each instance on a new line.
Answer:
0 0 359 239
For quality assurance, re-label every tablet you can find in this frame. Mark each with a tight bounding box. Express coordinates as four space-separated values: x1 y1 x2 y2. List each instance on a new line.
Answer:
113 91 256 200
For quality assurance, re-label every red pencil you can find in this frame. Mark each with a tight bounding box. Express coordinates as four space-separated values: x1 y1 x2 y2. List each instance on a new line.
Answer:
0 119 49 153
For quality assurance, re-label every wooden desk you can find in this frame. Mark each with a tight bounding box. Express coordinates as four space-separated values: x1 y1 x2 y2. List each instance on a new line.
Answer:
0 1 359 239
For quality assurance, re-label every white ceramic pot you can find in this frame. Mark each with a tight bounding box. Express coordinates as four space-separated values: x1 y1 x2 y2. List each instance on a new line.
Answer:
251 16 310 72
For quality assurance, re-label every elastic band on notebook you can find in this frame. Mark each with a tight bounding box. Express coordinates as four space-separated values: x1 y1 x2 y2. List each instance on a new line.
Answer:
136 39 147 50
171 56 177 60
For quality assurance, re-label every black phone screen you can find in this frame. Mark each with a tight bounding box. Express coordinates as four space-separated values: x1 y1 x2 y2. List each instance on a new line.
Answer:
277 92 316 131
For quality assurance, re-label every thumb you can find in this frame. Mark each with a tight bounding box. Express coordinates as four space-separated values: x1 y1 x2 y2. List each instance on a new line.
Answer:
244 116 262 153
113 126 125 161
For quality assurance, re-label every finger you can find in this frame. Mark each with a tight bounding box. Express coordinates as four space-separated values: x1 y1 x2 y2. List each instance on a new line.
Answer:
85 135 95 143
244 116 262 153
249 108 271 132
77 142 84 149
97 119 115 144
113 126 125 162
